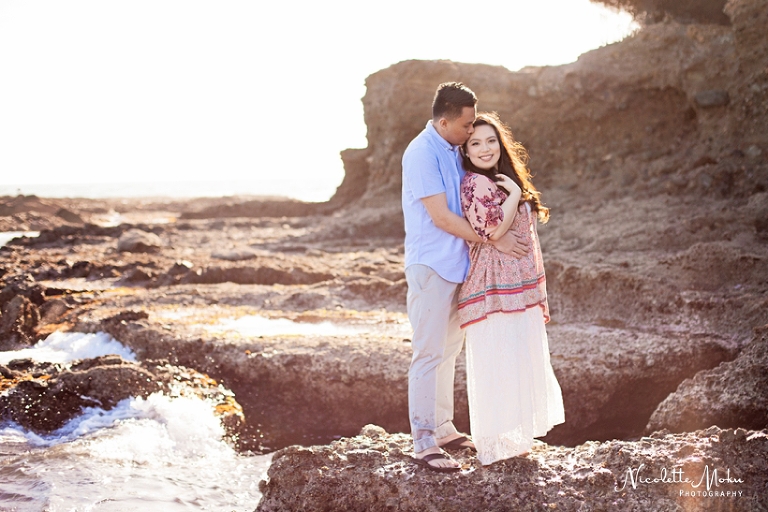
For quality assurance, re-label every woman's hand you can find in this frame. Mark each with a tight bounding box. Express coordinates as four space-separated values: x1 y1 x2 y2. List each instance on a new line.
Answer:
495 174 521 195
487 174 523 241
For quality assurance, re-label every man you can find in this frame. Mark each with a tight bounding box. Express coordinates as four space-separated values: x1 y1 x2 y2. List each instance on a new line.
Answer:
402 82 528 471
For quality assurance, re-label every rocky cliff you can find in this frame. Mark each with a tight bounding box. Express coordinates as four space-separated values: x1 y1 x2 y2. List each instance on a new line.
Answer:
333 0 767 219
594 0 730 24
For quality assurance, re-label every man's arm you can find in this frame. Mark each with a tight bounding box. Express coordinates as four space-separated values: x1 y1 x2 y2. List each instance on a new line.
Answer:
421 193 481 242
421 193 528 257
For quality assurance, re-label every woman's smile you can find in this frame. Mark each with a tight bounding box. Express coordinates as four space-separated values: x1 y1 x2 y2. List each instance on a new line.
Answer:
466 124 501 170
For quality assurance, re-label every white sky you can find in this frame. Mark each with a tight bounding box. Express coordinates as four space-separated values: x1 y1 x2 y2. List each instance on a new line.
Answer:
0 1 637 201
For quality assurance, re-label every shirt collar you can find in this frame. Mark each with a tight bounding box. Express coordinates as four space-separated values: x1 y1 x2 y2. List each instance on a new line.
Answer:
426 120 459 152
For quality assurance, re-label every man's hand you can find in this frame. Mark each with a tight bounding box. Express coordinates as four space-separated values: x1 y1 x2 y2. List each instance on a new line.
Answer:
491 230 529 257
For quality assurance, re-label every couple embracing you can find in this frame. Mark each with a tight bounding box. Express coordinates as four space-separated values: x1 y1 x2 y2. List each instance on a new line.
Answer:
402 82 565 471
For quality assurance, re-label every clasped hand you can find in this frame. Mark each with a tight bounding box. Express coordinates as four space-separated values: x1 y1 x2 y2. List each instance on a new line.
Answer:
495 174 521 195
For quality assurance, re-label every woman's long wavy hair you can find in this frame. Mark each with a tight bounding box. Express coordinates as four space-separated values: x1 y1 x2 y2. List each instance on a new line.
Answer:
461 112 549 223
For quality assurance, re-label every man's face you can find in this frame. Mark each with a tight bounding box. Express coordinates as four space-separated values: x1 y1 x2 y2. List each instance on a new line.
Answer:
440 106 476 146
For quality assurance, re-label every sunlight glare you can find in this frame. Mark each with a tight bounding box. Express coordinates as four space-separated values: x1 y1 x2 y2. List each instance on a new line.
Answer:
0 0 637 201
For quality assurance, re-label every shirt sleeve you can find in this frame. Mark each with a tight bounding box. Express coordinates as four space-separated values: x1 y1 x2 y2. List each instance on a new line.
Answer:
461 174 505 241
402 145 446 200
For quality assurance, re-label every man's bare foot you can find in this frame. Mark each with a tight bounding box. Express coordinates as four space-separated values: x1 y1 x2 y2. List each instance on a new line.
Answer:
437 433 476 451
413 445 460 470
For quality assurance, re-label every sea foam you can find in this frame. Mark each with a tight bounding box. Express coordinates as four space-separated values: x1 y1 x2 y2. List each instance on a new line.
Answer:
0 331 137 365
0 393 270 511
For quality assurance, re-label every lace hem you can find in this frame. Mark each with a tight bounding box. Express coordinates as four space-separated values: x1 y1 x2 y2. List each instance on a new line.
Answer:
465 308 565 466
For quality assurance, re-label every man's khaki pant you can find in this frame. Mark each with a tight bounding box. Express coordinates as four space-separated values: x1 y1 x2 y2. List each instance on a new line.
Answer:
405 264 464 453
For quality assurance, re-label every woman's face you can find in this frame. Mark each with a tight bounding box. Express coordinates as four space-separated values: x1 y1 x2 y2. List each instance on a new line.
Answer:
465 124 500 170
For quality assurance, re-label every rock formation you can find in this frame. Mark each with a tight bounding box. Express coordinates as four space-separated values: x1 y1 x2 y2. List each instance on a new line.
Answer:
593 0 730 25
0 354 244 436
0 195 78 232
84 310 416 452
0 295 40 350
0 280 44 350
646 325 768 434
117 228 164 253
333 0 767 230
257 424 768 511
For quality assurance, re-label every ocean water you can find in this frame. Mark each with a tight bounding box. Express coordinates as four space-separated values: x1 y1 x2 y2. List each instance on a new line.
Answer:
0 177 339 203
0 332 271 511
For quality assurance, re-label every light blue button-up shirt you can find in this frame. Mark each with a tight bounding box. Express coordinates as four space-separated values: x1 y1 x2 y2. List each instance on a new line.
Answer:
402 121 469 283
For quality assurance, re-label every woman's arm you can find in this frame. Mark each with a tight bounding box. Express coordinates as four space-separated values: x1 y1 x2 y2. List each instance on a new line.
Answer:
487 174 521 241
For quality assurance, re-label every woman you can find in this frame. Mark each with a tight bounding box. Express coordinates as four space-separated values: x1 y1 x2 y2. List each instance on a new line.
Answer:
458 112 565 465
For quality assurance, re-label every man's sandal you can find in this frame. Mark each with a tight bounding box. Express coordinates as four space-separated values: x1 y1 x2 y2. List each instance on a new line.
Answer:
411 453 461 473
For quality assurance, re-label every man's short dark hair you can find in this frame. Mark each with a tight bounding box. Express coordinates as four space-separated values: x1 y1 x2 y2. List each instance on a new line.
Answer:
432 82 477 121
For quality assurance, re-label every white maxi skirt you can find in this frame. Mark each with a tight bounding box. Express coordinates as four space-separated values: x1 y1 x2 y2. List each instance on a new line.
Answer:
465 307 565 465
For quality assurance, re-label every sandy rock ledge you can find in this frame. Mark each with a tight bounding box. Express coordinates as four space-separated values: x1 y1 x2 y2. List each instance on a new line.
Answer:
256 425 767 512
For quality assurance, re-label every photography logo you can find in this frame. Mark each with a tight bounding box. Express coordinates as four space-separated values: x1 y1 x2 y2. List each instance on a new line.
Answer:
615 464 746 499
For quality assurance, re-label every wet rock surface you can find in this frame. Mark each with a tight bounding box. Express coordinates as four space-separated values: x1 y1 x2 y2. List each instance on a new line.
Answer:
63 305 414 452
0 354 244 436
0 295 41 350
257 424 767 511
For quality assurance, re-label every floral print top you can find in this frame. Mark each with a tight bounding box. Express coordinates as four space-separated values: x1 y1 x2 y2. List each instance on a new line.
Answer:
457 172 549 328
